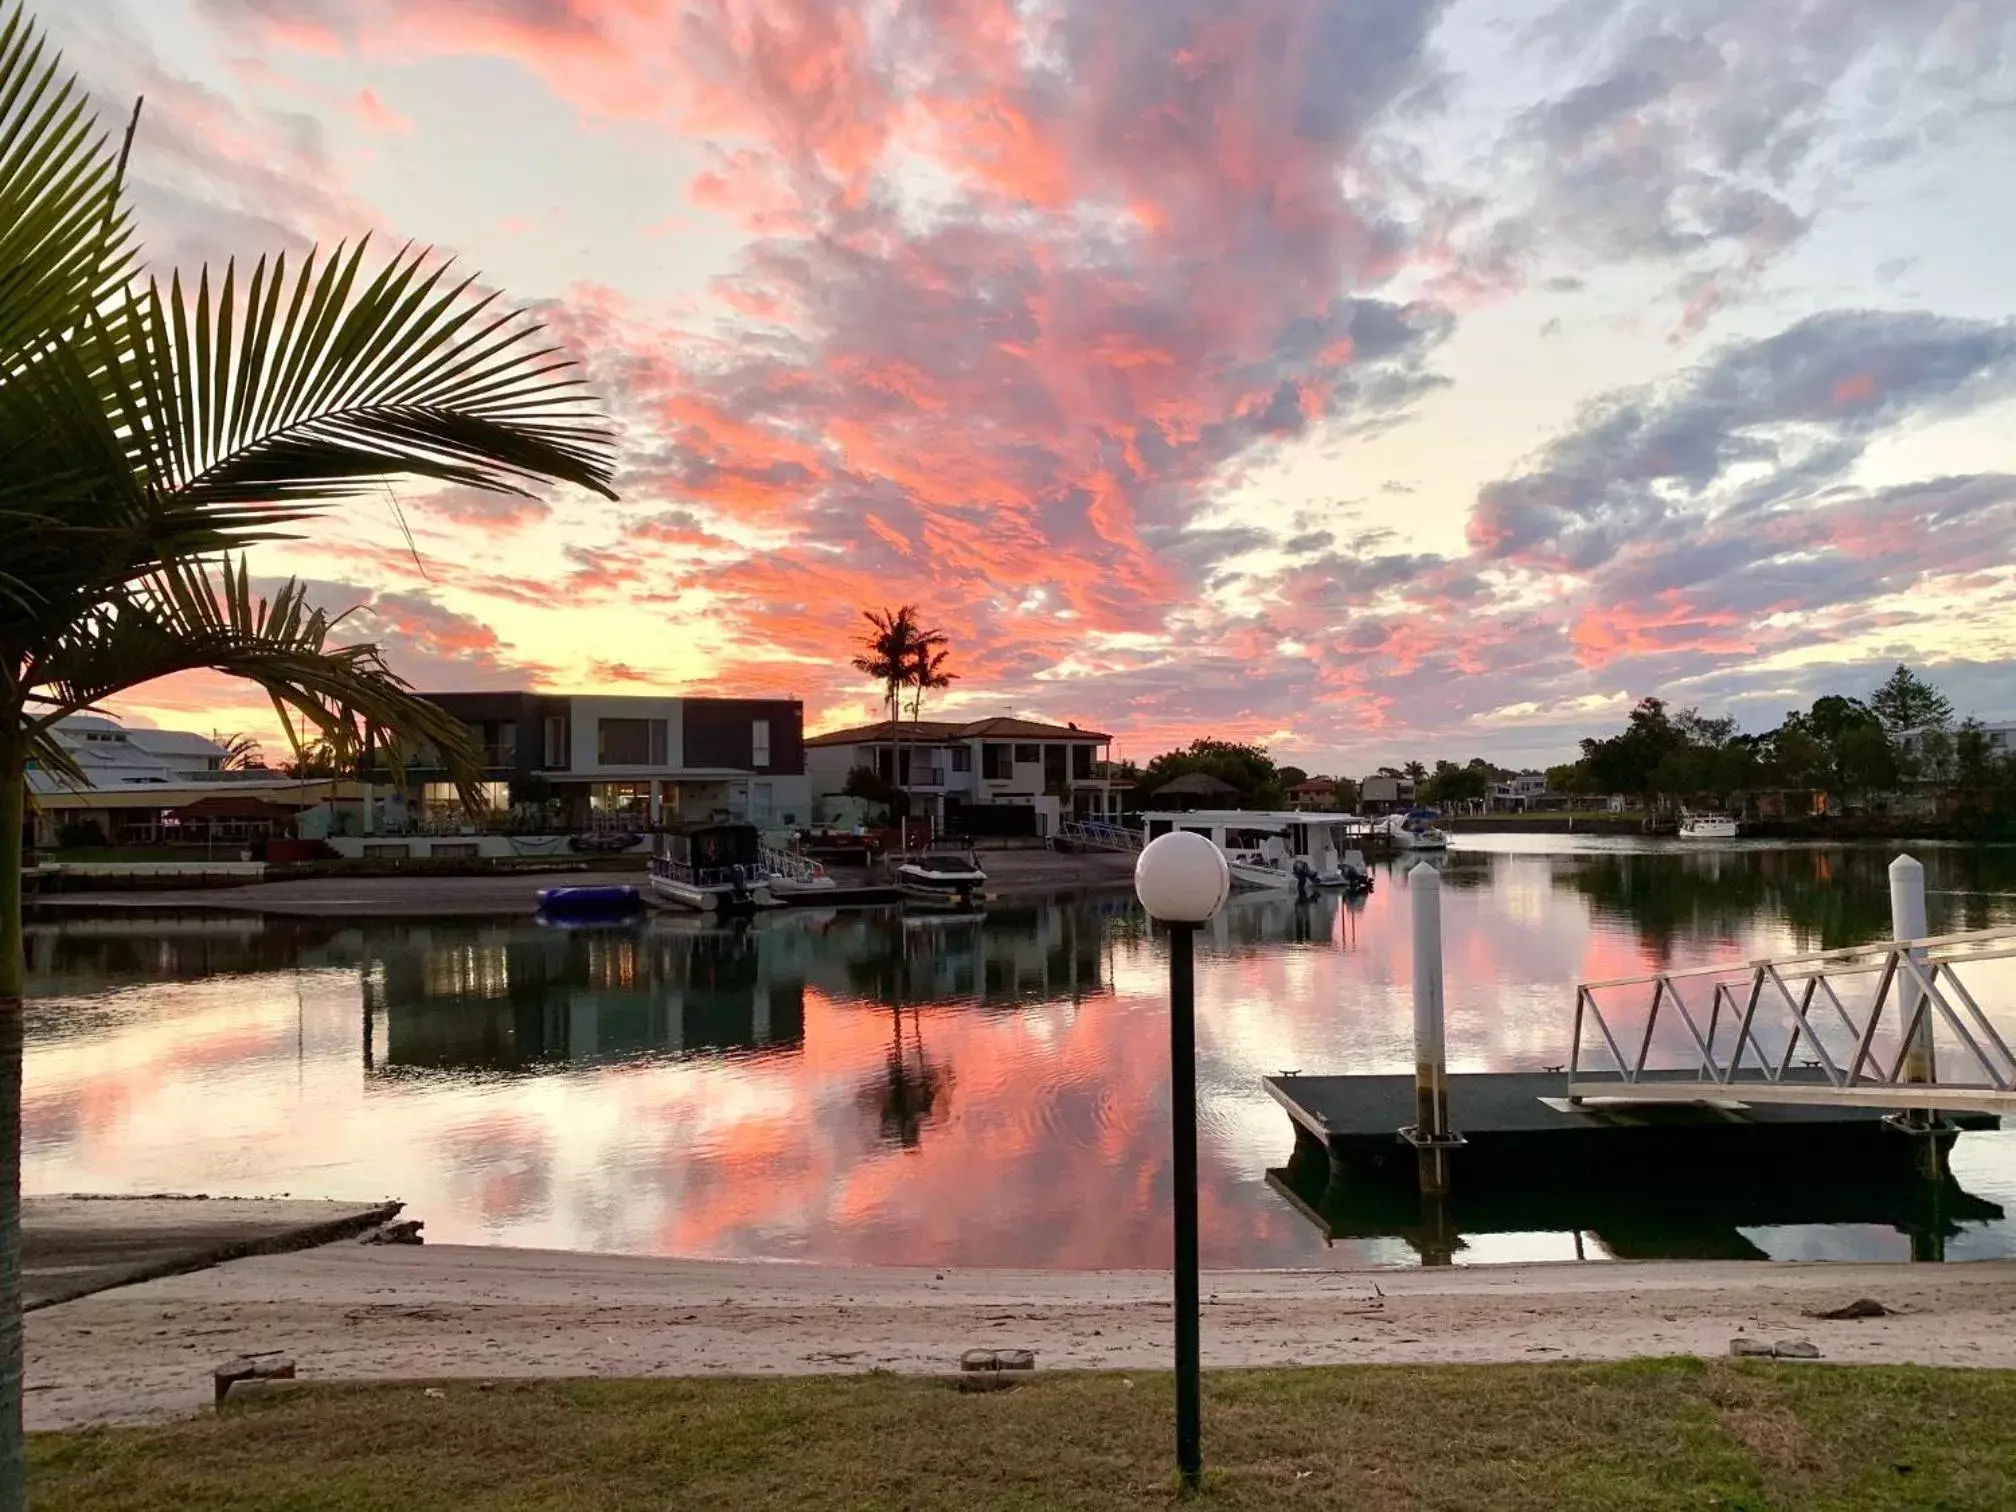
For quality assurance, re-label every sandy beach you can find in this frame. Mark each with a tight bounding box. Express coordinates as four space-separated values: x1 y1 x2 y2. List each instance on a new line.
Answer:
27 1245 2016 1430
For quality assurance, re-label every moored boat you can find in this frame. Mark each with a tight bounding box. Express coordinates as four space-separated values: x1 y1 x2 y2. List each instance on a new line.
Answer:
1139 812 1379 891
897 852 987 910
534 884 642 922
1380 809 1450 850
1677 810 1741 839
649 822 773 913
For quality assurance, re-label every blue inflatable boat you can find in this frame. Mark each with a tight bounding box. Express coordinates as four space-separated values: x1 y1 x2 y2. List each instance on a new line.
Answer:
535 884 642 920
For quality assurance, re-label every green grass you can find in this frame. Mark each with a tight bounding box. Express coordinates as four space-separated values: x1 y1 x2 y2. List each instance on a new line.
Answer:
29 1361 2016 1511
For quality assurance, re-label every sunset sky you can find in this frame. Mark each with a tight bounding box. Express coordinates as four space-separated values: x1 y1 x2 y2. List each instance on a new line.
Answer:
58 0 2016 770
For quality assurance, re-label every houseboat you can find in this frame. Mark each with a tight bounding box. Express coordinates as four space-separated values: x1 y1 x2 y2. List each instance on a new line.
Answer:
650 822 773 913
1677 810 1741 839
1139 812 1377 892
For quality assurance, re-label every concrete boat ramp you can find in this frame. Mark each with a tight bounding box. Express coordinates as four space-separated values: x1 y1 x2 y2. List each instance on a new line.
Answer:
22 1195 403 1310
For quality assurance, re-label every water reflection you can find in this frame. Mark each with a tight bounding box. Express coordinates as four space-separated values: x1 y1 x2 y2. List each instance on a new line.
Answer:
1268 1140 2004 1265
366 921 807 1074
22 841 2016 1267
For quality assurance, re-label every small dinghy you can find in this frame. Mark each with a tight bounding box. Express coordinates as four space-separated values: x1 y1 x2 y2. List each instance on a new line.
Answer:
535 884 642 922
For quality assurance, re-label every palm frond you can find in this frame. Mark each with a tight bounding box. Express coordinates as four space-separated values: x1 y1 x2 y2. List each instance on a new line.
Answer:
101 240 619 510
27 558 485 807
0 1 134 366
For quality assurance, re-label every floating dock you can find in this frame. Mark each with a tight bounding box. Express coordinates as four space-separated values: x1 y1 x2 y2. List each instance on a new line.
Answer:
1265 1070 1998 1184
1264 1069 2003 1262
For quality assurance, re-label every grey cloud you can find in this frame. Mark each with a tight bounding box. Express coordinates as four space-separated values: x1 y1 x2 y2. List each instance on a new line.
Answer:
1474 0 2015 312
1472 310 2016 570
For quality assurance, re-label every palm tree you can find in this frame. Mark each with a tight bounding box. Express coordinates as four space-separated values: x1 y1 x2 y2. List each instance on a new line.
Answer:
210 730 264 771
852 606 922 830
0 6 617 1495
905 640 955 836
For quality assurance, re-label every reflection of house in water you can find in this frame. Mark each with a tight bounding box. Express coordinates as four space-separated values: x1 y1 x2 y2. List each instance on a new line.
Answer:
23 914 345 991
804 901 1112 1011
363 919 806 1074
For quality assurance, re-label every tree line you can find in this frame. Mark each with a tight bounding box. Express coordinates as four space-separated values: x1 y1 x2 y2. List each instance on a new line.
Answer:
1547 666 2013 808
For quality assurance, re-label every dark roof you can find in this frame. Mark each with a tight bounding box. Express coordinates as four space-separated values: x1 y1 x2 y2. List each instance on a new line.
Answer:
1150 772 1240 797
806 716 1112 748
164 794 298 820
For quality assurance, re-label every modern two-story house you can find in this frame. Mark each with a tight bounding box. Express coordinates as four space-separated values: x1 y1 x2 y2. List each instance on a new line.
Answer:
406 692 810 829
804 716 1124 838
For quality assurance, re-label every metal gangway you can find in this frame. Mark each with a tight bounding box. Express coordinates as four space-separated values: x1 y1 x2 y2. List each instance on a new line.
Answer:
1054 819 1143 853
1570 913 2016 1116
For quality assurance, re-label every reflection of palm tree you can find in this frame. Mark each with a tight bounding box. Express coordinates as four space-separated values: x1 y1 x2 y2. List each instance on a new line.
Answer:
863 1003 950 1149
854 916 949 1147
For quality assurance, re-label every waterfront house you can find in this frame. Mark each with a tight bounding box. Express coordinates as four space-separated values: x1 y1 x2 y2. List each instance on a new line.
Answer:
24 715 343 848
1289 777 1338 811
804 716 1122 838
1358 774 1416 814
402 691 811 831
1487 770 1562 812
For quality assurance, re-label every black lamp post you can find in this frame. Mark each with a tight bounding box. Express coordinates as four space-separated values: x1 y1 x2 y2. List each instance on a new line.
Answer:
1134 830 1231 1492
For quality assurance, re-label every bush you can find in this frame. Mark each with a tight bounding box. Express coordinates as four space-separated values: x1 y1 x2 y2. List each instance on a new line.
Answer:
56 819 108 849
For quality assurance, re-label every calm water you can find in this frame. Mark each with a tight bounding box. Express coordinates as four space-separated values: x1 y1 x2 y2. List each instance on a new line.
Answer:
24 838 2016 1269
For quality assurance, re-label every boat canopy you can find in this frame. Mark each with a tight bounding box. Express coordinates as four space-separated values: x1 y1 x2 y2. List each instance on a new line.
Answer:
658 822 761 867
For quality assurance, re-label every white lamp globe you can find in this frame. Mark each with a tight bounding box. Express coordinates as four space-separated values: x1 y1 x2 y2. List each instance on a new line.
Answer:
1134 831 1232 923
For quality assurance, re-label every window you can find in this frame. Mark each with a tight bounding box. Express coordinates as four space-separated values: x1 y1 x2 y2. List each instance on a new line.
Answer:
752 782 773 820
951 746 971 773
598 718 666 765
1014 743 1040 764
1071 744 1093 779
982 743 1014 780
543 716 568 768
752 719 771 768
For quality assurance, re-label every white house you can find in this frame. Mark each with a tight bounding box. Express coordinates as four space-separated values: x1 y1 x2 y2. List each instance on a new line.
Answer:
805 716 1124 838
1895 721 2016 765
1486 770 1557 811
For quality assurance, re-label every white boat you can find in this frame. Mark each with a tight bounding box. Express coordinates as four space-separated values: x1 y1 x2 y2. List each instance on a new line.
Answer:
896 852 987 910
1677 811 1740 839
649 822 774 913
1138 812 1378 892
1379 810 1450 850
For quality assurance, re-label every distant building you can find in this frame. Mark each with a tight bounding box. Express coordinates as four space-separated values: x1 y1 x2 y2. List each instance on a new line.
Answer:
1486 770 1560 811
25 715 330 848
406 691 810 829
804 716 1121 838
1288 777 1338 811
1896 721 2016 762
1359 774 1416 814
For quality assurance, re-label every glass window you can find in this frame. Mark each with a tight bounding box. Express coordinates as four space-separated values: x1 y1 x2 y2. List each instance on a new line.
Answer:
951 747 971 773
752 720 771 768
597 718 667 765
982 743 1013 780
1072 744 1093 779
752 782 773 819
1014 743 1040 763
543 715 568 768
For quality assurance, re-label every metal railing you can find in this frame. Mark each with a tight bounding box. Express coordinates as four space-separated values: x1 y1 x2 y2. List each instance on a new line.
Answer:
1568 925 2016 1114
1056 819 1143 852
760 846 828 883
